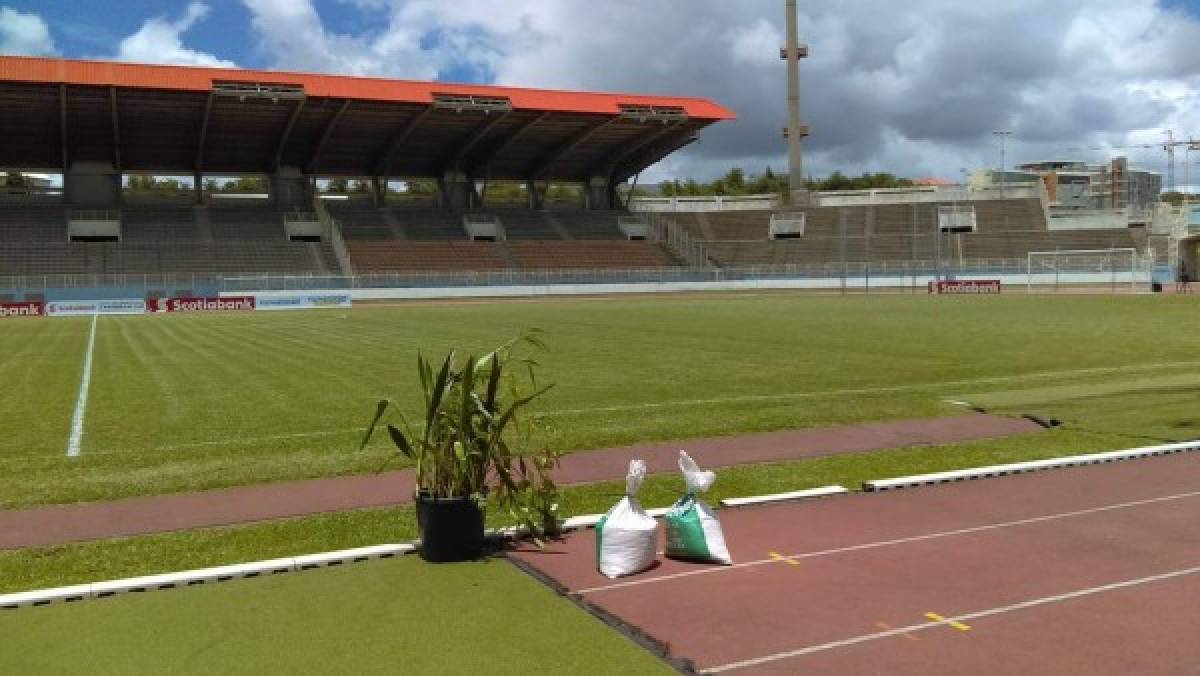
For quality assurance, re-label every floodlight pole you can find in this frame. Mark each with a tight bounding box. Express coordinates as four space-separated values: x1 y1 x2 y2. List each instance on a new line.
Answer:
993 130 1013 197
784 0 809 206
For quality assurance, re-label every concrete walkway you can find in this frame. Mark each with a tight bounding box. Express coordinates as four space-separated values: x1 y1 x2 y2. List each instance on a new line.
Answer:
0 414 1041 550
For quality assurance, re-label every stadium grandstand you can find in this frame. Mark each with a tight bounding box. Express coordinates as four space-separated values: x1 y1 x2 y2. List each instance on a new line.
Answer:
0 55 731 291
0 55 1174 296
655 188 1144 268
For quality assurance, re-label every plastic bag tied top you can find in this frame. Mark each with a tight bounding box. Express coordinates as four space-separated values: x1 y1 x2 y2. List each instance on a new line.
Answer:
665 450 732 565
679 450 716 495
595 459 658 578
626 458 647 496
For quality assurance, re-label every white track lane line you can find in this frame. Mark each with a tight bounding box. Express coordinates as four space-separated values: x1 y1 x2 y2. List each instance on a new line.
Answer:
65 313 98 458
576 489 1200 595
706 564 1200 673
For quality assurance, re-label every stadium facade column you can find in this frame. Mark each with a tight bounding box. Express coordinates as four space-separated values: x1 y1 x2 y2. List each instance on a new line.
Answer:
270 169 312 208
585 176 616 210
440 171 476 210
64 161 121 207
371 176 387 207
526 180 542 209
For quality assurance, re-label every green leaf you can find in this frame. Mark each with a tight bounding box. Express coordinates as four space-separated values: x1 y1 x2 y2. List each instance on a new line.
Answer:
485 352 502 412
386 424 413 458
359 399 390 451
424 351 454 446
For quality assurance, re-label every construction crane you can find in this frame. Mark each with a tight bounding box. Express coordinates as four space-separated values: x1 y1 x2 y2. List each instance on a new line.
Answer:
1064 130 1200 192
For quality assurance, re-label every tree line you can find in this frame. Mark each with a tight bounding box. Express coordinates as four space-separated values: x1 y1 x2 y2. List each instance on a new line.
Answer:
654 168 917 197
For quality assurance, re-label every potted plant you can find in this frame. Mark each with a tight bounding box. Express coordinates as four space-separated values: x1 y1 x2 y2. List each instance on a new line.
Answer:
360 332 559 562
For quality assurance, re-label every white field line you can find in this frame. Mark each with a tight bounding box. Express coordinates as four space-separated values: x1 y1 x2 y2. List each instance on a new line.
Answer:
575 489 1200 595
65 314 98 458
706 564 1200 673
14 357 1200 459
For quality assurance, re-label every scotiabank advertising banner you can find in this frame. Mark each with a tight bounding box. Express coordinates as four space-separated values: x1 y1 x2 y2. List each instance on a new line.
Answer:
152 297 256 313
254 294 353 311
0 301 45 318
929 280 1001 295
46 299 147 316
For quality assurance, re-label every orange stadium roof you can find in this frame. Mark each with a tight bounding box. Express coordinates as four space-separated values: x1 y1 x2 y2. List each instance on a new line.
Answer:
0 55 735 121
0 56 733 180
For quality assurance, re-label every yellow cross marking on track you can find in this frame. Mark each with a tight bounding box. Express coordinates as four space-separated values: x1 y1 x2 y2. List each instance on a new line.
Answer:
768 552 799 566
875 621 920 642
925 612 971 632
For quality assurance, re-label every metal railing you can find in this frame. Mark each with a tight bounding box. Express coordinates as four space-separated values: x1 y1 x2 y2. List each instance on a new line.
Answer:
0 273 221 293
312 196 353 276
647 212 709 267
282 210 319 223
68 210 121 221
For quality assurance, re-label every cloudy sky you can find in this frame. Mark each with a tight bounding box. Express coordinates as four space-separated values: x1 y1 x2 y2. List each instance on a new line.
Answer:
3 0 1200 184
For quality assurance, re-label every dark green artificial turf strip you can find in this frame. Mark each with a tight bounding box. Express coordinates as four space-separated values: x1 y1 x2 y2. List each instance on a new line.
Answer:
0 556 672 675
5 293 1200 508
0 427 1130 594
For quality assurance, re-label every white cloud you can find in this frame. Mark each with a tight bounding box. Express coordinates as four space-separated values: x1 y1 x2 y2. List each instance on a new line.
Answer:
115 1 235 68
242 0 441 78
239 0 1200 182
0 6 57 56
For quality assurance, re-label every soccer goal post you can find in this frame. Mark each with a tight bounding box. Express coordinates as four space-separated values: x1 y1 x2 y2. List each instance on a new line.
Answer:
1026 248 1142 293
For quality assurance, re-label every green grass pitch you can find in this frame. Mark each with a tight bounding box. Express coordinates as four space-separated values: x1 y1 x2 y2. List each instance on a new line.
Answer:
0 555 672 675
3 293 1200 510
5 291 1200 671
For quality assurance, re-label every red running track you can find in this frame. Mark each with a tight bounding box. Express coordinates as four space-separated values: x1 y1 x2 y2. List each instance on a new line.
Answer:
509 452 1200 674
0 413 1038 550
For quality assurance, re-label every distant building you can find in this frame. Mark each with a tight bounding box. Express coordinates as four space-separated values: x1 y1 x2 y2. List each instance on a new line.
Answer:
969 159 1160 211
1013 158 1161 211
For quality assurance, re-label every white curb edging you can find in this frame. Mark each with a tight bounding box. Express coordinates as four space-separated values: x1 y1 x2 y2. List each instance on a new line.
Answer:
0 546 414 610
0 489 820 610
720 485 849 507
864 440 1200 492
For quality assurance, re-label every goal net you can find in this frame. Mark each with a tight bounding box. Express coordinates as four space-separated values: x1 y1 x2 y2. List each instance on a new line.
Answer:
1026 248 1144 293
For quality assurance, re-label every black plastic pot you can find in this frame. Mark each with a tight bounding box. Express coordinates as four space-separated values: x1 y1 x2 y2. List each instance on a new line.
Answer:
415 492 485 563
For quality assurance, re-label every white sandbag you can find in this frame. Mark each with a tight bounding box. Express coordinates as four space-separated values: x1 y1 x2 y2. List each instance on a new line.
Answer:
664 451 732 565
596 459 658 578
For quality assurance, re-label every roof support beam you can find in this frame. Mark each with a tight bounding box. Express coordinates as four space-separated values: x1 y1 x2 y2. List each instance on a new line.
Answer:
588 121 686 182
466 112 548 177
59 84 68 172
445 111 510 173
109 87 122 174
372 106 435 177
529 117 621 181
272 97 307 172
195 93 214 174
308 99 351 174
613 129 697 184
